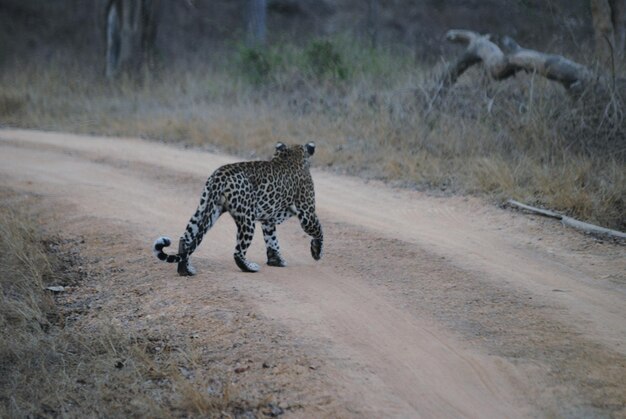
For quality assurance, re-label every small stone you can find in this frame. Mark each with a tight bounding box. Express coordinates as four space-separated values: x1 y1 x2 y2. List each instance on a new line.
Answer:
262 403 284 417
206 380 221 396
45 286 65 293
234 366 250 373
179 366 193 379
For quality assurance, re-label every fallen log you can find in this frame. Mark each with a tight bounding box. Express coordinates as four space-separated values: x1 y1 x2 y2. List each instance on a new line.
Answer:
506 199 626 241
436 29 599 99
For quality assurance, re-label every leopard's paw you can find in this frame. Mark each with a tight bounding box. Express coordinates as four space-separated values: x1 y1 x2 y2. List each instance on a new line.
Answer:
310 238 323 261
267 248 287 267
234 254 260 272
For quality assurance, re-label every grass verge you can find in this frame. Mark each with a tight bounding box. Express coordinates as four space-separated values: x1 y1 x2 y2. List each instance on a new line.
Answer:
0 191 260 417
0 38 623 230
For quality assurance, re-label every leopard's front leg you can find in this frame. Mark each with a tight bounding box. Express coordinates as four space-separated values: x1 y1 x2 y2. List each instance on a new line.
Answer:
262 222 286 267
262 209 294 267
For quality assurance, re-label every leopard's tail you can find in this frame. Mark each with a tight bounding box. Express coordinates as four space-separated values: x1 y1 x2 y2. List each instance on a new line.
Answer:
153 236 180 263
153 176 223 264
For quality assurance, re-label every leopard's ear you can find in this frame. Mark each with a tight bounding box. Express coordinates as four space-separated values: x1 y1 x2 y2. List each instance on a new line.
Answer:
305 142 315 156
275 142 287 152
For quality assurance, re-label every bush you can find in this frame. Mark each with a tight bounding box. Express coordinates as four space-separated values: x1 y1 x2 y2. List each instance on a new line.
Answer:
305 40 348 80
237 46 272 85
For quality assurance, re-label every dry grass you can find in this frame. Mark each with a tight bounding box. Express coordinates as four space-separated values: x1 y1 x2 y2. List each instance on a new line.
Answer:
0 39 624 230
0 188 334 417
0 193 254 418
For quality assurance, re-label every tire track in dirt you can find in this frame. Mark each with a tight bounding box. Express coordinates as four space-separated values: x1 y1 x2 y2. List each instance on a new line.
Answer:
1 129 625 417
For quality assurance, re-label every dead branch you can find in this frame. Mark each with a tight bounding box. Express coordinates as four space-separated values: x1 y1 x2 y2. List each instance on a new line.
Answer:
506 199 561 219
507 199 626 241
436 29 597 99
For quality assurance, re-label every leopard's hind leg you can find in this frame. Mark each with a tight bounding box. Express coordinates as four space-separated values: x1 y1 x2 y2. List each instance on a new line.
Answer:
177 190 223 276
233 214 260 272
177 237 192 276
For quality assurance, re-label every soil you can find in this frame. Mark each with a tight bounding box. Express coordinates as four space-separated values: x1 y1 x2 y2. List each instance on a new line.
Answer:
1 129 625 418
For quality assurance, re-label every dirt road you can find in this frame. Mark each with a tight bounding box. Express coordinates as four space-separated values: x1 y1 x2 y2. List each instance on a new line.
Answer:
1 129 625 417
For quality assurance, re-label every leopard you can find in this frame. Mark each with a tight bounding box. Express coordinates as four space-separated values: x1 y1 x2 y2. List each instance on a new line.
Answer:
153 141 323 276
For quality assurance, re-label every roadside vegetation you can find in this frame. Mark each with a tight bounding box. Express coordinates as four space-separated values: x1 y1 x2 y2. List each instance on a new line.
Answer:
0 192 252 417
0 37 623 230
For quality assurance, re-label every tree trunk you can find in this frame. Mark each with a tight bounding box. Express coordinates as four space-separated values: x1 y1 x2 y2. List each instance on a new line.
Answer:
611 0 626 59
247 0 267 47
119 0 142 71
105 0 121 78
591 0 626 63
366 0 379 48
105 0 159 79
141 0 159 70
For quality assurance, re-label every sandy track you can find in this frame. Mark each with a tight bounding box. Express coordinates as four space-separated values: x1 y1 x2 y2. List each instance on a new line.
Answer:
1 129 625 417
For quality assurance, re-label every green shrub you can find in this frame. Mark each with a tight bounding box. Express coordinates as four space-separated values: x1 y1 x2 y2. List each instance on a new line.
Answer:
238 46 272 85
305 40 347 80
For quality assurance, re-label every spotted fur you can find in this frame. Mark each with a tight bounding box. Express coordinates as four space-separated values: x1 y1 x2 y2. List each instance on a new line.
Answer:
153 142 323 276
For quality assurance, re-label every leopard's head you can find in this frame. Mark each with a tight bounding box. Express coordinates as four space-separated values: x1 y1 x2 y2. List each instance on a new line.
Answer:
273 141 316 168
